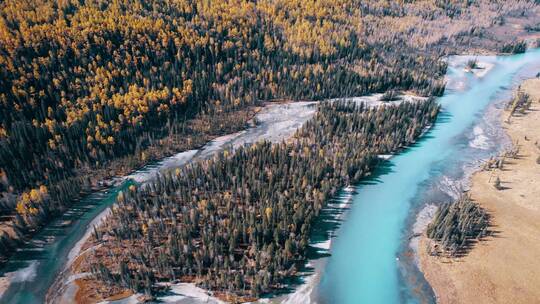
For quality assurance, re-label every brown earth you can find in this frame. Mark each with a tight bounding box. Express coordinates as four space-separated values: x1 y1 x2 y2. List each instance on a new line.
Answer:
419 78 540 304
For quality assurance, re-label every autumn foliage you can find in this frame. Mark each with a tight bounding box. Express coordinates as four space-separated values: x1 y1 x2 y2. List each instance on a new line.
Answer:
0 0 536 266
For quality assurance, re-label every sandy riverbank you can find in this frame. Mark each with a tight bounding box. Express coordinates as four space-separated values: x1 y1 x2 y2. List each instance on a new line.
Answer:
419 77 540 303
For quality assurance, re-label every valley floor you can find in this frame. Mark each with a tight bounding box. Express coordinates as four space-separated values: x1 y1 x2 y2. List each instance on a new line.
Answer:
419 78 540 303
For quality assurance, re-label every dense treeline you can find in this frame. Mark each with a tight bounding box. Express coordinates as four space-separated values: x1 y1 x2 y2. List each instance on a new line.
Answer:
0 0 536 264
86 100 439 300
426 194 491 258
500 40 528 54
0 110 251 264
0 0 452 191
0 0 447 257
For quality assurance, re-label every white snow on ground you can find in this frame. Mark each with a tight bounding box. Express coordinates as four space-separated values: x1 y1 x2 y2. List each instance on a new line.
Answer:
16 246 44 252
100 295 140 304
195 102 317 160
447 56 498 92
438 175 465 200
281 273 317 304
160 283 225 304
54 95 435 304
336 188 354 209
67 207 111 266
1 259 39 295
469 125 490 150
409 204 438 263
105 283 225 304
471 62 495 78
194 132 246 160
280 186 355 304
247 102 318 143
378 154 393 160
311 240 332 251
329 93 427 108
126 149 199 183
10 260 38 283
149 148 198 174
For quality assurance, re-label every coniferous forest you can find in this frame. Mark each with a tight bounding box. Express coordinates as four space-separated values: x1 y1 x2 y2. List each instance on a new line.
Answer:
0 0 537 281
0 0 449 262
426 194 491 257
84 100 440 300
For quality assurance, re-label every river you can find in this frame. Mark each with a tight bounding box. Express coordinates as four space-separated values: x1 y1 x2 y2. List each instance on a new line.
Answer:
1 50 540 304
314 49 540 303
0 102 316 303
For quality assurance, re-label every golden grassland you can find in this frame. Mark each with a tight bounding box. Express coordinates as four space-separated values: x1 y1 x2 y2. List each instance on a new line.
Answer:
419 78 540 304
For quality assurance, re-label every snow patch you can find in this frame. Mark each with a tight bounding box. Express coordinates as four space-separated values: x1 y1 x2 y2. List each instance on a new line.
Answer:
409 204 438 263
156 283 224 304
67 208 111 266
311 240 331 251
438 175 464 200
329 94 427 108
378 154 393 160
125 149 199 183
281 272 317 304
281 185 356 303
469 126 490 150
472 62 495 78
5 260 39 284
412 204 438 236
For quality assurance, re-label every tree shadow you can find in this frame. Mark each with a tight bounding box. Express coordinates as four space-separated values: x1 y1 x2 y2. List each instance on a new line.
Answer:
0 183 130 276
435 111 453 124
429 204 500 259
267 160 397 298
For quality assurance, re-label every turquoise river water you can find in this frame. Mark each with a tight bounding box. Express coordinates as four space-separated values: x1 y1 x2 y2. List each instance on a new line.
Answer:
1 50 540 304
316 49 540 303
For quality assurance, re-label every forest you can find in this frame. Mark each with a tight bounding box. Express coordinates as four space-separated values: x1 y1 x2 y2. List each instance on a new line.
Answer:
81 100 440 300
0 0 537 265
426 194 491 258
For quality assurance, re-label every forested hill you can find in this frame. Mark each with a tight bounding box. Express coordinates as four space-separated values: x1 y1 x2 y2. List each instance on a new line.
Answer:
0 0 537 263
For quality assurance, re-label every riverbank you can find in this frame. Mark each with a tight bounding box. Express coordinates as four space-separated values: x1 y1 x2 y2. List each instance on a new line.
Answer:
0 107 256 264
49 94 428 304
419 77 540 303
46 100 319 304
0 101 318 303
0 109 255 301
